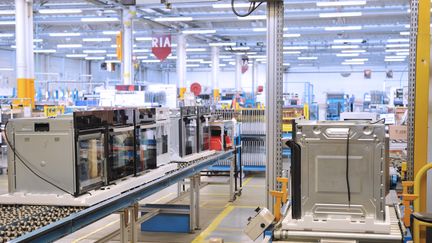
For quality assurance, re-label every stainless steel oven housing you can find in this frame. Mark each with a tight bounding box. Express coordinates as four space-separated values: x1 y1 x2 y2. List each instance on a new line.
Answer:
179 106 197 157
155 107 170 166
196 106 213 153
135 108 157 173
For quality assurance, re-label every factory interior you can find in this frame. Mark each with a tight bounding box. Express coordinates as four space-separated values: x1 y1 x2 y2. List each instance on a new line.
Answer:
0 0 432 242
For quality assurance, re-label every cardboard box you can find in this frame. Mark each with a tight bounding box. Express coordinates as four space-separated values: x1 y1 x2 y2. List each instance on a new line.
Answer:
389 125 407 140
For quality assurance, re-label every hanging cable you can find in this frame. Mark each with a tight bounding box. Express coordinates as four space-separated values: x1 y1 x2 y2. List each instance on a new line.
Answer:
231 0 264 18
346 128 351 206
4 121 74 196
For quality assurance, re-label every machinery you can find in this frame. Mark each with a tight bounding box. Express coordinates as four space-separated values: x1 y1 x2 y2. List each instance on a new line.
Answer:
179 106 198 157
155 107 171 166
135 107 157 173
196 106 213 153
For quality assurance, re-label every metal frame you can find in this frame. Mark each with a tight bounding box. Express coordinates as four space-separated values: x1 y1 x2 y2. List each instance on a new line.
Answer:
9 151 233 243
265 0 284 211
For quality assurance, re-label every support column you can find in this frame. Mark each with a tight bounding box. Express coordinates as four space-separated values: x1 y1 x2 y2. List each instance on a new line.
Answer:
177 34 187 98
15 0 34 107
211 46 220 100
121 7 136 85
235 55 242 92
252 61 258 96
265 0 284 212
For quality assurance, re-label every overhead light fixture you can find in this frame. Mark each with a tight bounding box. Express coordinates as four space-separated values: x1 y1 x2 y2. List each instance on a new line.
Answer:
39 9 82 14
284 46 308 50
167 55 177 60
209 42 236 47
57 44 82 48
142 60 161 63
0 21 16 25
341 49 366 53
83 50 107 54
106 53 117 57
49 32 81 37
66 54 88 58
317 1 367 7
200 60 211 64
298 56 318 60
33 39 43 42
333 39 364 43
136 56 148 60
283 33 301 38
187 59 204 62
386 43 410 48
33 49 56 53
220 55 233 59
103 31 120 35
186 64 200 68
385 59 406 62
133 49 150 53
0 68 14 71
387 38 409 43
85 56 105 60
396 52 410 56
212 3 251 8
105 60 121 63
342 61 364 65
400 31 410 36
154 17 193 22
325 26 362 31
186 48 206 52
252 28 267 32
135 37 152 41
81 17 119 22
248 55 267 59
0 10 15 15
237 15 266 21
83 38 111 42
283 51 301 55
385 55 406 59
346 58 368 62
319 12 362 18
182 29 216 34
0 33 14 37
332 45 360 49
385 49 410 53
230 46 250 51
336 53 360 57
283 63 290 66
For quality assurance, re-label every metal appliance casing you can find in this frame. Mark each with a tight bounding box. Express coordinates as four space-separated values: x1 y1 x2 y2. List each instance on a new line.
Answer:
196 106 213 153
155 107 171 166
290 120 388 222
179 106 197 157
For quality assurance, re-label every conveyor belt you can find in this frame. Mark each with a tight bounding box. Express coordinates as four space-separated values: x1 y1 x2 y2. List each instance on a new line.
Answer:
7 151 233 242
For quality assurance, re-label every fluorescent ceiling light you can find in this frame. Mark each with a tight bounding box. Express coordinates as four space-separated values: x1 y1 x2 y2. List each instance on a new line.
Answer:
342 61 364 65
387 38 409 43
332 45 360 49
81 17 119 22
336 53 360 57
182 29 216 34
396 52 410 56
187 59 204 62
319 12 362 18
284 33 301 38
136 56 148 60
0 68 14 71
135 37 152 41
317 1 366 7
85 56 105 60
386 43 410 48
110 44 117 48
186 48 206 52
83 50 107 54
103 31 120 35
186 64 200 67
133 49 150 53
154 17 193 22
333 39 364 43
283 51 301 55
284 46 308 50
39 9 82 14
105 60 121 63
0 21 15 25
167 56 177 60
33 39 43 42
209 42 236 47
283 63 290 66
253 28 267 32
400 31 410 36
142 60 161 63
346 58 368 62
66 54 88 58
0 33 14 37
385 49 409 52
220 55 233 59
237 15 266 20
83 38 111 42
0 10 14 15
201 60 211 64
229 61 235 65
219 64 226 67
34 49 56 53
325 26 362 31
106 53 117 57
386 56 406 59
49 32 81 37
57 44 82 48
248 55 267 59
230 46 250 51
298 57 318 60
341 49 366 53
212 3 251 8
385 59 405 62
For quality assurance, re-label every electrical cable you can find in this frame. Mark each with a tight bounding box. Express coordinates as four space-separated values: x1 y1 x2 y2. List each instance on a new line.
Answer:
4 121 74 196
369 118 386 124
231 0 264 18
346 128 351 207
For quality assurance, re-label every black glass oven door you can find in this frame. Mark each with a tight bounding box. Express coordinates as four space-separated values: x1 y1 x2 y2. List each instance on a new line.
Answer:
108 127 135 182
137 124 157 173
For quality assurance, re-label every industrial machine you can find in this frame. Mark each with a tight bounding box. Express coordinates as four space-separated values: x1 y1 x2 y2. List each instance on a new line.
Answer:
135 107 157 172
7 110 110 196
155 107 171 166
196 106 212 153
179 106 197 157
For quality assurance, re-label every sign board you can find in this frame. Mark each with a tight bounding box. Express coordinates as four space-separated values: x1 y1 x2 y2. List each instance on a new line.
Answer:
152 34 172 61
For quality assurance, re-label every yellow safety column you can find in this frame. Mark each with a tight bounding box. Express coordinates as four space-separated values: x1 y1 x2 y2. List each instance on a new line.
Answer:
15 0 34 107
177 34 187 98
211 46 220 103
409 0 430 242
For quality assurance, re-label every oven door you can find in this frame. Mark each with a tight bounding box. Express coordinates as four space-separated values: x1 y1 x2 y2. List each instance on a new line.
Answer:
137 124 157 173
156 121 170 165
198 117 211 152
181 117 197 157
108 126 135 182
75 131 106 195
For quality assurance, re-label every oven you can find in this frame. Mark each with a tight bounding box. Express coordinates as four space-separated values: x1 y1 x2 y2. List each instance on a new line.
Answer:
106 108 135 183
155 108 170 166
197 106 212 153
73 110 109 195
135 108 157 174
179 106 197 157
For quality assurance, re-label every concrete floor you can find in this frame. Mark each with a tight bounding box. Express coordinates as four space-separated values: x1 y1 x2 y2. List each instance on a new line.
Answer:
0 171 266 243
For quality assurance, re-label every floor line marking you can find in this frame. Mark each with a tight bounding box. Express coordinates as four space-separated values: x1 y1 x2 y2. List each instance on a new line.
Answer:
191 205 235 243
72 219 119 243
242 176 254 187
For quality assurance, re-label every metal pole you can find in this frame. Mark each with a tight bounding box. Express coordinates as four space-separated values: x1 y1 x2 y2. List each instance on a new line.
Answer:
194 174 200 230
122 7 135 85
235 55 242 92
211 46 220 99
119 210 128 243
177 34 187 95
265 0 284 212
189 176 196 233
130 204 138 243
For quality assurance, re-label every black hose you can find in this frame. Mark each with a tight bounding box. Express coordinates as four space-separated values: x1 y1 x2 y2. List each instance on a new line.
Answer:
346 129 351 206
